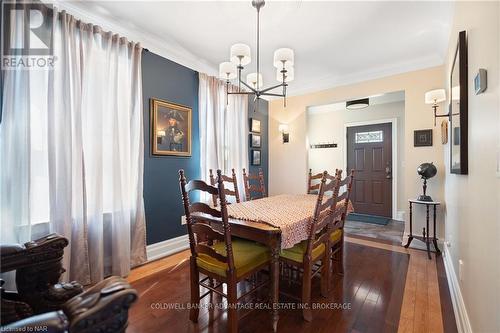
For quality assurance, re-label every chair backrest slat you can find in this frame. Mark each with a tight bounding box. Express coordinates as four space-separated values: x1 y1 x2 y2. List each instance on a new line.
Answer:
336 169 355 229
339 177 350 187
196 243 228 263
210 169 240 206
315 212 333 235
180 169 235 275
189 202 222 218
191 223 225 242
307 169 324 194
243 168 267 201
186 179 219 195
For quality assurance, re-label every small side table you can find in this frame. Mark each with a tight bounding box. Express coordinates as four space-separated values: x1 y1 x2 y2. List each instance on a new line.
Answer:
404 199 441 260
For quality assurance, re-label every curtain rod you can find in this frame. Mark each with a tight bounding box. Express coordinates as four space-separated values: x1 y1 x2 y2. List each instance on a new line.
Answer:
32 1 144 49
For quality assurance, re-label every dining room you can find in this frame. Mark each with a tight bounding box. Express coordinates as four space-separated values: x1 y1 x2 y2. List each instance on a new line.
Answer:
1 1 499 333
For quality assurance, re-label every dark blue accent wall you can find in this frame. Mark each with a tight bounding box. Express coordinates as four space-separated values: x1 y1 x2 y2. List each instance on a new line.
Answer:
141 50 269 245
142 51 199 245
248 99 269 190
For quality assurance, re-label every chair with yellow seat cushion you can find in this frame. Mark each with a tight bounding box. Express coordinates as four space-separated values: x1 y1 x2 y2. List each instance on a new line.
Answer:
196 239 270 278
180 169 271 333
280 240 325 263
329 169 355 276
279 170 341 322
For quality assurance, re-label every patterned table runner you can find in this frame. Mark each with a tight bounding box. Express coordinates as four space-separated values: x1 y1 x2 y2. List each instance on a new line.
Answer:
227 194 353 249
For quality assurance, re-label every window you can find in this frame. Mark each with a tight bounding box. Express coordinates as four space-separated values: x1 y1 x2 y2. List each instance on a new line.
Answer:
355 130 383 143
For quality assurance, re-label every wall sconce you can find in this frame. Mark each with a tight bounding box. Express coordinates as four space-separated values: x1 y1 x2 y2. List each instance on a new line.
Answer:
278 123 289 143
424 89 446 126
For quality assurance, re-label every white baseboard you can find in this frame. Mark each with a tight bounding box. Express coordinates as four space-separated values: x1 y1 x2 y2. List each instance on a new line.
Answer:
146 234 189 262
395 210 405 221
443 245 472 333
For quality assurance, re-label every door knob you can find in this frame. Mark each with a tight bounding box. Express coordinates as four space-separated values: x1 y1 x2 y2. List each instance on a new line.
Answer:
385 162 392 179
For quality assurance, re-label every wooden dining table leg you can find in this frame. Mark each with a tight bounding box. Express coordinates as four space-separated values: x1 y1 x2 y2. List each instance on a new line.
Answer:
270 242 280 332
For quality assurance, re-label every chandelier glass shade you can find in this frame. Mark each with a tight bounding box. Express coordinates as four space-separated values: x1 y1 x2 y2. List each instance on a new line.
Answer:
219 0 294 108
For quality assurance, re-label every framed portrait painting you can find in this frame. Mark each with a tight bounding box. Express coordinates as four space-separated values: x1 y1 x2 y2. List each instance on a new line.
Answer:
151 98 192 156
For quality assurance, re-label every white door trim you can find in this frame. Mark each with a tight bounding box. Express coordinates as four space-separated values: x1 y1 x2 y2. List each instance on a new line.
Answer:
343 118 398 219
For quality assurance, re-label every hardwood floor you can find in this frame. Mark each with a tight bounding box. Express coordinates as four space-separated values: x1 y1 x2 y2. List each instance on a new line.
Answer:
127 237 456 333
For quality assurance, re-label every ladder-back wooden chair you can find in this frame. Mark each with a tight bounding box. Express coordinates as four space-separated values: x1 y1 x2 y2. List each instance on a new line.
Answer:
329 169 354 276
179 169 271 333
242 168 266 201
209 168 240 206
279 171 340 322
307 169 324 194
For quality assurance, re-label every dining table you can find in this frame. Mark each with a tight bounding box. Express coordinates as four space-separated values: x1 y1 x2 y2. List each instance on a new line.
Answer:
202 193 354 332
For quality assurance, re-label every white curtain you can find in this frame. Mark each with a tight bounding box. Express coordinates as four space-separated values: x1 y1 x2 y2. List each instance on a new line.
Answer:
0 9 146 285
198 73 249 201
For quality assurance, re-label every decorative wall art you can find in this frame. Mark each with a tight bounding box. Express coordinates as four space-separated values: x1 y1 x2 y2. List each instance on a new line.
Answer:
151 98 192 156
250 118 261 133
251 150 261 166
414 129 433 147
250 134 261 148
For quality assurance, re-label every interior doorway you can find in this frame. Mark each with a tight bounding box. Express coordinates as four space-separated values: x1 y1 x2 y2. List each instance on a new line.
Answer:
307 91 405 244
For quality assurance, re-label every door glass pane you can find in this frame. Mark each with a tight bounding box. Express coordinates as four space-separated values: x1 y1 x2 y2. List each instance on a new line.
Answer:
355 130 383 143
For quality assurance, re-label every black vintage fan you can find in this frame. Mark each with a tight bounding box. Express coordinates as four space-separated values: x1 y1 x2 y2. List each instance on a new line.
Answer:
417 162 437 202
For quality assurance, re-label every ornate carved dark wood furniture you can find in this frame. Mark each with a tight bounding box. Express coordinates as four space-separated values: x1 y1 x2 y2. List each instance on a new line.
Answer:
0 233 83 325
209 168 240 206
279 171 336 322
329 169 355 276
307 168 323 194
180 169 272 333
2 276 138 333
242 167 267 200
404 199 441 260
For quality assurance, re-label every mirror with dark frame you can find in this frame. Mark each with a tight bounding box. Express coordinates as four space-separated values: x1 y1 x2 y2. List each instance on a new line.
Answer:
449 30 468 174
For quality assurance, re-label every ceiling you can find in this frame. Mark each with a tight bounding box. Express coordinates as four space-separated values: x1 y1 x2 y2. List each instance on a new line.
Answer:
59 1 454 97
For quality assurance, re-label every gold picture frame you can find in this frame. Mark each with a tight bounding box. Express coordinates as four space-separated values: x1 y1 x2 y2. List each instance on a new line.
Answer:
151 98 192 156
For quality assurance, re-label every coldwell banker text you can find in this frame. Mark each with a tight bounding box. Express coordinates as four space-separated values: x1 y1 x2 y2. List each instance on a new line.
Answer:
1 1 57 70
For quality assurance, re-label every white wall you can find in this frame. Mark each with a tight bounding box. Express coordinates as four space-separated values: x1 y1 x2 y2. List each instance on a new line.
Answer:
307 101 406 217
269 66 446 242
443 2 500 332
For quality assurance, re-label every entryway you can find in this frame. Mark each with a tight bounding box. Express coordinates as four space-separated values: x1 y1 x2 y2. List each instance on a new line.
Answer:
345 120 403 243
307 91 405 244
347 122 393 218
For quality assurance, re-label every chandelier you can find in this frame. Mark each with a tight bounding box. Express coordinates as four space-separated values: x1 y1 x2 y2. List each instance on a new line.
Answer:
218 0 294 108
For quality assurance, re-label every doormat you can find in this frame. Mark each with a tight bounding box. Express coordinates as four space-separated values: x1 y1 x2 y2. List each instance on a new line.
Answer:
347 213 390 225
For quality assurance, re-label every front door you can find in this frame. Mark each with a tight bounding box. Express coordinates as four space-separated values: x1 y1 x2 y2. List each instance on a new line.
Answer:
347 123 392 217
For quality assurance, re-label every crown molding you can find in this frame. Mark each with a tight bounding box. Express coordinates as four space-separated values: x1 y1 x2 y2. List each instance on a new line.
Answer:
285 54 444 98
44 2 446 99
47 0 218 76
